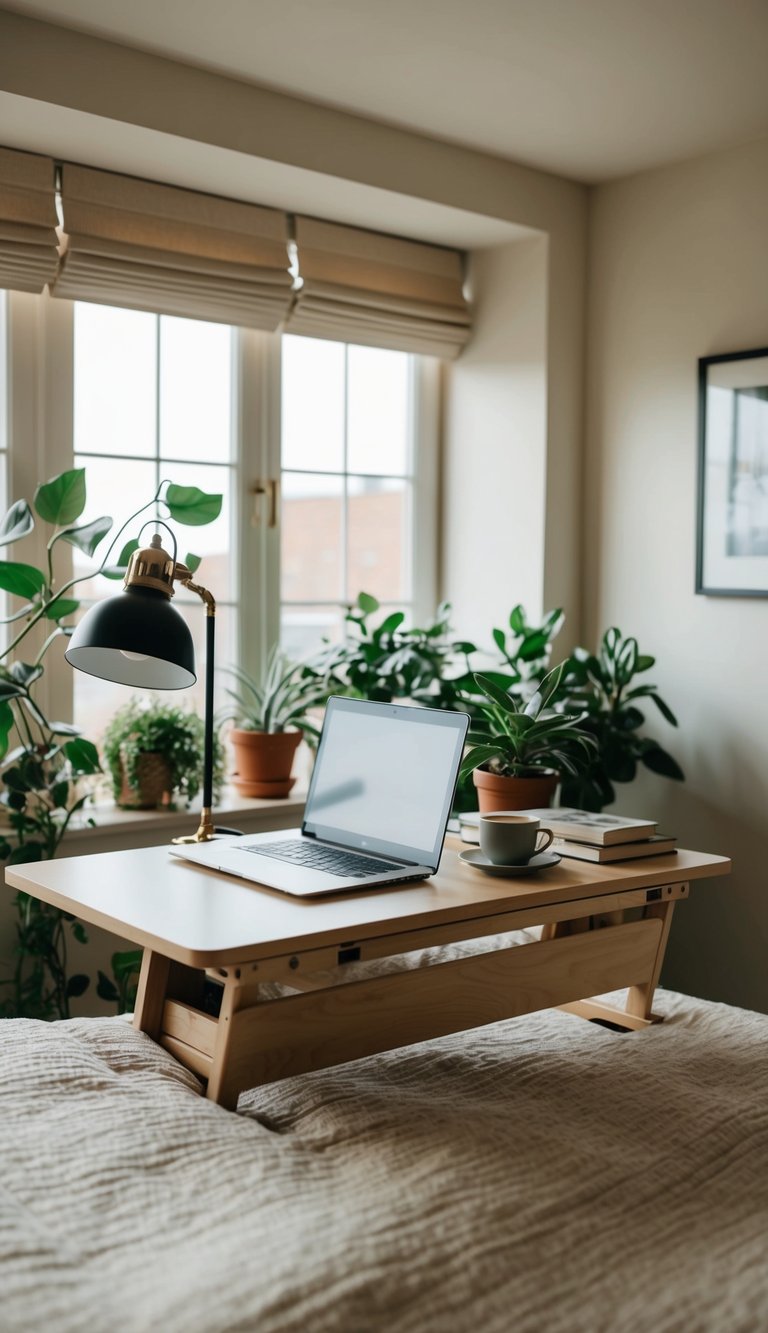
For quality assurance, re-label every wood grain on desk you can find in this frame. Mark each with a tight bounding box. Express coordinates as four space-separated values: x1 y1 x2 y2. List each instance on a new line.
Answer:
5 841 731 969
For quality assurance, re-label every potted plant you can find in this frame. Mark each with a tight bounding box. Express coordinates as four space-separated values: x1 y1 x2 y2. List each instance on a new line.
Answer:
459 663 596 813
103 698 223 810
558 627 685 811
221 649 328 798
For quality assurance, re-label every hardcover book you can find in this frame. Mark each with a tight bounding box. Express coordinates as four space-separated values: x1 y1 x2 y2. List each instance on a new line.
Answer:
459 808 657 846
551 834 677 863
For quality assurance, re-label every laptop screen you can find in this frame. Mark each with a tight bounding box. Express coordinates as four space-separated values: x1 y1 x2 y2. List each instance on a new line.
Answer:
302 697 469 870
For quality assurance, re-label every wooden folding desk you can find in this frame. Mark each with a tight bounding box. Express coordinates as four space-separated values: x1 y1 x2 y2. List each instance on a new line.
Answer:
6 842 729 1110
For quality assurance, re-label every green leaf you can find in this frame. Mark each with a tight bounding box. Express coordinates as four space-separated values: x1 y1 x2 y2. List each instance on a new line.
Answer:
164 483 222 526
102 539 140 579
641 745 685 781
459 744 507 781
34 468 86 525
0 560 46 599
59 515 113 557
111 948 143 980
492 627 506 654
184 552 202 574
0 499 34 546
96 971 119 1002
63 737 101 775
48 721 81 737
65 973 90 998
7 842 43 864
71 921 88 945
51 780 70 808
356 591 379 615
43 597 80 621
378 611 405 636
0 679 25 701
0 700 13 763
635 654 655 673
475 673 518 716
509 605 526 633
9 661 43 687
648 693 679 727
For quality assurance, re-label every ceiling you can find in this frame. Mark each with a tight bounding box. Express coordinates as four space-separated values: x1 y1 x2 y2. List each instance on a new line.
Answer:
4 0 768 183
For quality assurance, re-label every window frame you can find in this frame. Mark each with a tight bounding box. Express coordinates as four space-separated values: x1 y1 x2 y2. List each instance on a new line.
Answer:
4 293 440 727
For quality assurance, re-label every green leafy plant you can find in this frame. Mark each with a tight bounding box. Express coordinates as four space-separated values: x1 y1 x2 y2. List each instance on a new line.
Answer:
220 647 329 744
459 663 596 784
0 469 222 1018
103 697 224 808
96 948 144 1014
488 604 565 693
559 628 685 811
309 591 479 711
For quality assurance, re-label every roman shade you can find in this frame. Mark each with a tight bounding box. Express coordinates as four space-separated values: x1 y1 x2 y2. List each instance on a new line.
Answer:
285 216 471 359
0 147 59 294
53 165 292 329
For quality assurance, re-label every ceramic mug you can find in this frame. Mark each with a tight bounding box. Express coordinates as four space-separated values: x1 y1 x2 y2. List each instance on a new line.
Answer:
479 813 554 866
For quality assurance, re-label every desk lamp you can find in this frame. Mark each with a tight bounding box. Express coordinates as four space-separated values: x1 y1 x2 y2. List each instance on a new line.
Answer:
65 524 218 844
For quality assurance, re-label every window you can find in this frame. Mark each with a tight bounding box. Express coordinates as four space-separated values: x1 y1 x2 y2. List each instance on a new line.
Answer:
2 291 439 738
280 336 416 655
71 303 238 738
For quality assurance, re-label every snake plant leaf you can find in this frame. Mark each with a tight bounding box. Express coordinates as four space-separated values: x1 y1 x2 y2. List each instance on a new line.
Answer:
34 468 86 525
0 499 34 546
43 597 80 621
58 515 113 557
524 661 565 716
164 483 222 526
0 560 46 599
102 539 140 579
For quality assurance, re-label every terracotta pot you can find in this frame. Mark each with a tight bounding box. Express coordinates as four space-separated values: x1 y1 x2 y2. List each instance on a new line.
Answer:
472 767 559 814
118 749 173 809
230 729 302 799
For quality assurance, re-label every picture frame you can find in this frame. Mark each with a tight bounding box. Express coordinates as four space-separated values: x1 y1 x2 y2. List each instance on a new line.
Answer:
696 345 768 597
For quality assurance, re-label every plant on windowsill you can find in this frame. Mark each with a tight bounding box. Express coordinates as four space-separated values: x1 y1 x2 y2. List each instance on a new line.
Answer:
0 468 223 1019
219 648 330 798
458 663 597 813
102 697 224 810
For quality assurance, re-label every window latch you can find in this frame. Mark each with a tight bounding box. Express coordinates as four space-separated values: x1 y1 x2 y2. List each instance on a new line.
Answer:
250 478 279 528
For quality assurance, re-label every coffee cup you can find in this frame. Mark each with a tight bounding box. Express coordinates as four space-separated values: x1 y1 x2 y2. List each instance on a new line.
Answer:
479 813 554 866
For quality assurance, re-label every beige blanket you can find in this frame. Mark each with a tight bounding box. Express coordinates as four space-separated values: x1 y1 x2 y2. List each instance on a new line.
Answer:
1 988 767 1332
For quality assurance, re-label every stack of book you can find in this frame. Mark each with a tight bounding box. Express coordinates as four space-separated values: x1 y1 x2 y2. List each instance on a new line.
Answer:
459 808 677 863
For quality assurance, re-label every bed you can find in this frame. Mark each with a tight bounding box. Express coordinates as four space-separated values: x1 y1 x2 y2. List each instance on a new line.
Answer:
2 959 767 1333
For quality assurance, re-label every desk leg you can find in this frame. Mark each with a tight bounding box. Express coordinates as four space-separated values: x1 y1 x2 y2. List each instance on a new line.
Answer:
133 949 170 1040
625 900 676 1022
206 974 253 1111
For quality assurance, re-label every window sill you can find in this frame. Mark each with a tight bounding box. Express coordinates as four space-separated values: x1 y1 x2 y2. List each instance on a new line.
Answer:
60 785 308 859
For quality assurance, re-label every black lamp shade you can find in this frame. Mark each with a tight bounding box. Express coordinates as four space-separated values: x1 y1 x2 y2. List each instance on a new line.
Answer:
65 586 196 689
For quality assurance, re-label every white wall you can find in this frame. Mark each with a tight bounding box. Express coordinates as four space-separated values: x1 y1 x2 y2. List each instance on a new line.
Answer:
585 137 768 1013
442 239 549 642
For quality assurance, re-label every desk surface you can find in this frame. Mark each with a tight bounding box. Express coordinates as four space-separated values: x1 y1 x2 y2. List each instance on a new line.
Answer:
5 840 731 968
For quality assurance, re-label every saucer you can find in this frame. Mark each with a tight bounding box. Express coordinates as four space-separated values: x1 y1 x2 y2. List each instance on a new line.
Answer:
458 848 561 877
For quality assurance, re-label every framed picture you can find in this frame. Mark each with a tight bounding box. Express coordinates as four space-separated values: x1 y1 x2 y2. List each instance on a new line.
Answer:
697 346 768 596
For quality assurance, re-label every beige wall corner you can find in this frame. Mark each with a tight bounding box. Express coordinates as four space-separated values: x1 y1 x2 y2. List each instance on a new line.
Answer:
584 136 768 1012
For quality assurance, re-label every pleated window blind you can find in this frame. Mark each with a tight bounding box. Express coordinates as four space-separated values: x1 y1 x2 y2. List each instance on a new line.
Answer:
285 216 471 359
52 165 293 330
0 146 59 294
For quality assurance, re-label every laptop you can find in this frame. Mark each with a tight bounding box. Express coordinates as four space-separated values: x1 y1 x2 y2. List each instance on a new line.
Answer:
171 696 469 896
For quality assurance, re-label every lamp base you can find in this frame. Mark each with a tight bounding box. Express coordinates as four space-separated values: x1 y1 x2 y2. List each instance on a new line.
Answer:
172 807 216 845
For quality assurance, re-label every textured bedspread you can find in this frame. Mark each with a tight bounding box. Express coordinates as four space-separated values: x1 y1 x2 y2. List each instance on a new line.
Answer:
1 987 767 1333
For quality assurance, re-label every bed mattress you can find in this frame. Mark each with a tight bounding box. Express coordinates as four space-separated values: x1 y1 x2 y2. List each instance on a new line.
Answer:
1 986 766 1332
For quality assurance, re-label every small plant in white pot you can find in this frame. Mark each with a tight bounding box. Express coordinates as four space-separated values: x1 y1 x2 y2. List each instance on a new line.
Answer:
459 663 596 813
221 650 328 798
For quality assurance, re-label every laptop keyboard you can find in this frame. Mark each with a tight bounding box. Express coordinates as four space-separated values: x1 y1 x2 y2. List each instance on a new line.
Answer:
241 840 406 878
